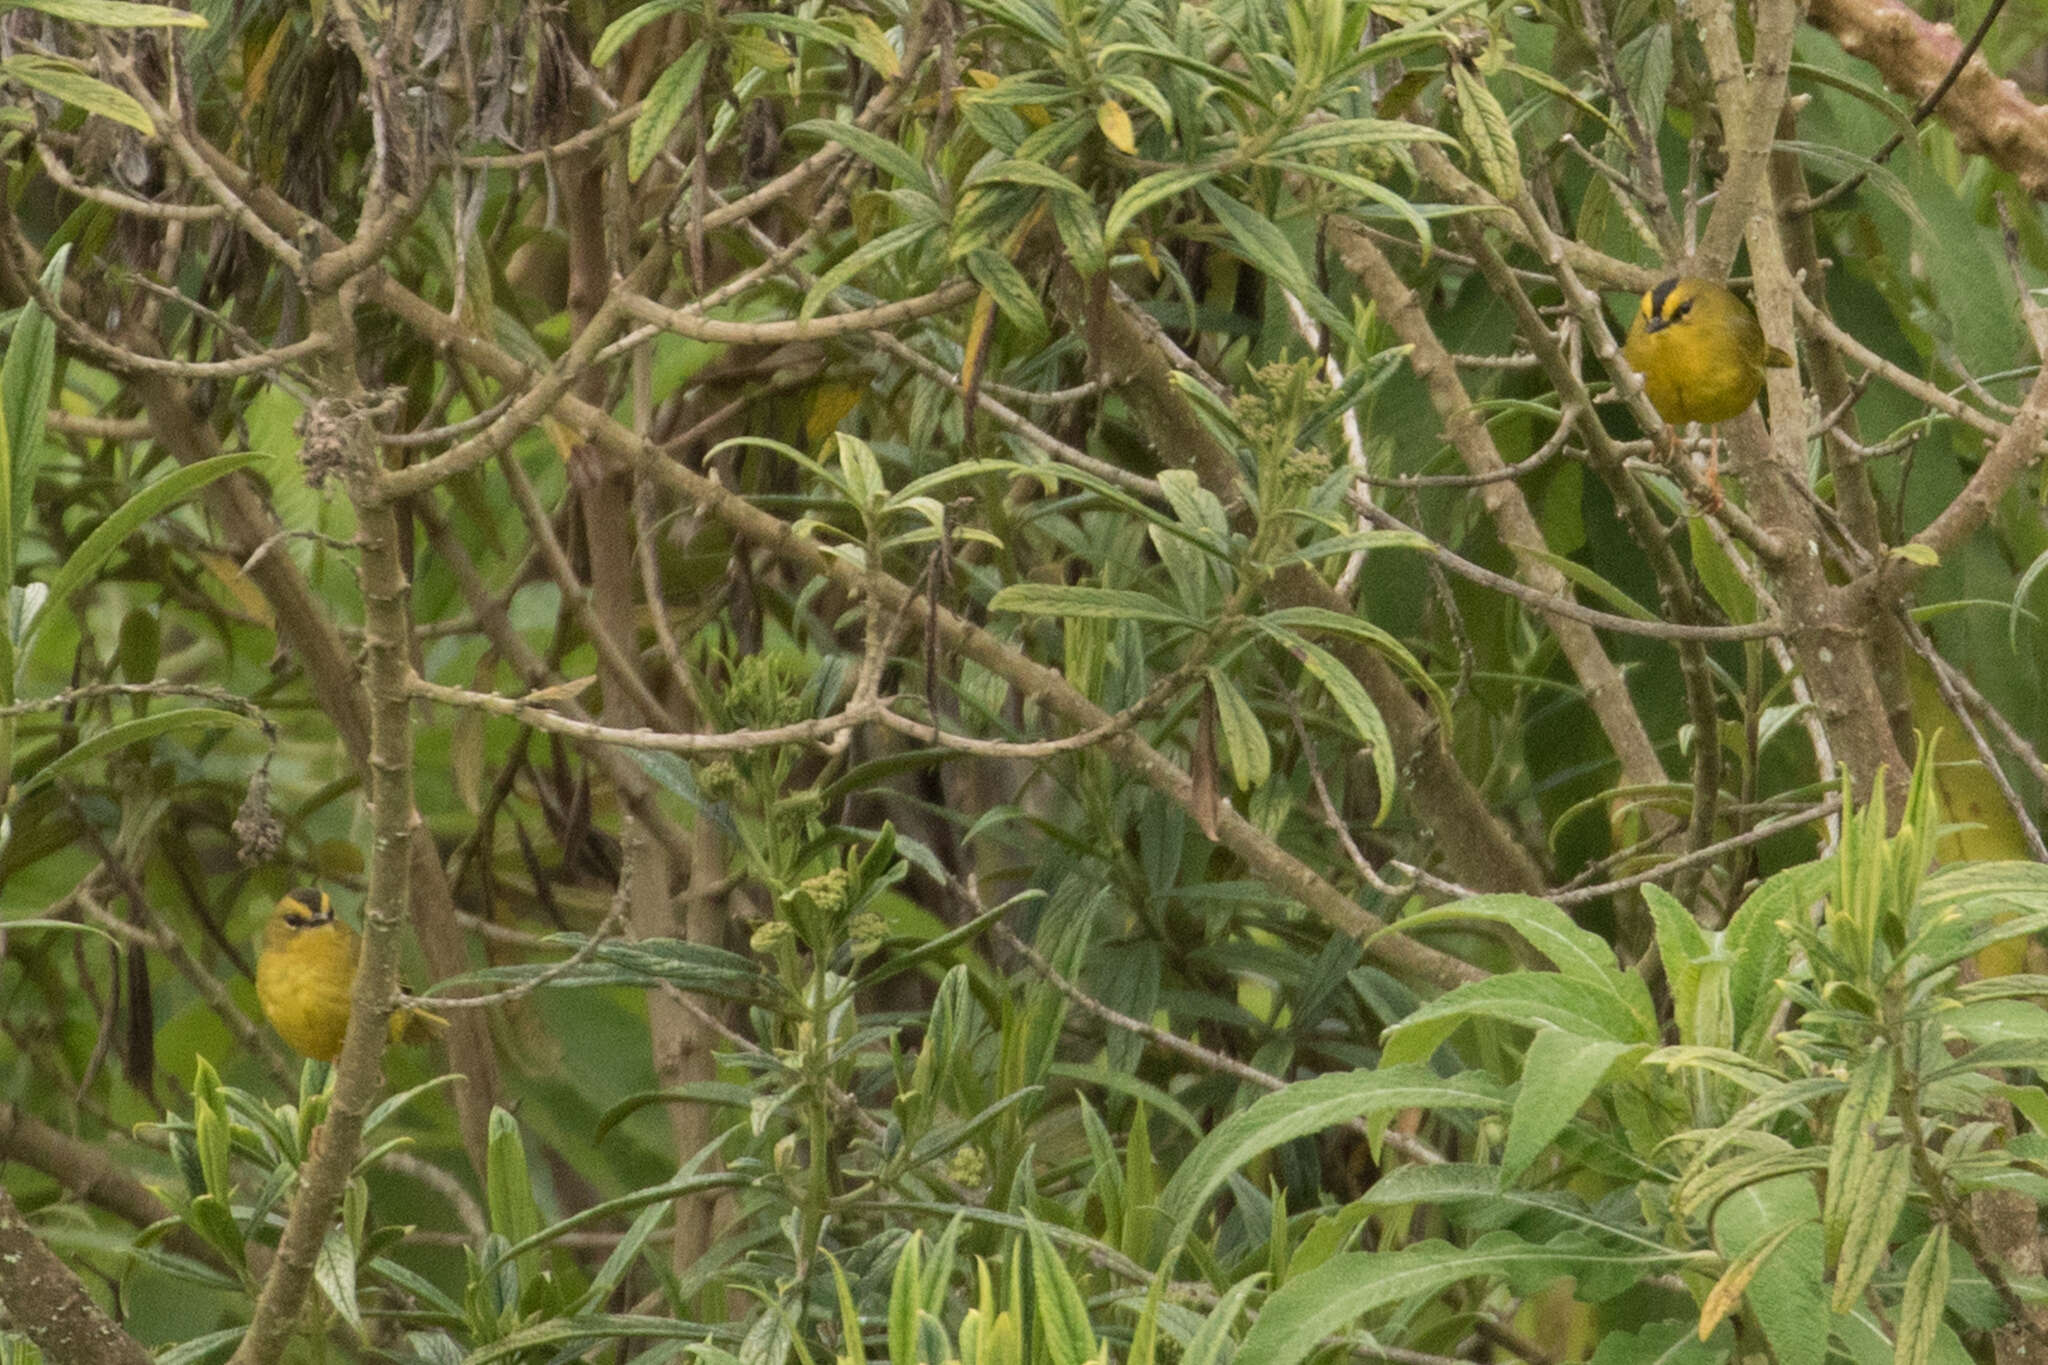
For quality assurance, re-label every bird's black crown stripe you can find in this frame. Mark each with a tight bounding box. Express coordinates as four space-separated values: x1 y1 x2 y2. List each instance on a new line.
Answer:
1648 278 1679 319
283 887 330 924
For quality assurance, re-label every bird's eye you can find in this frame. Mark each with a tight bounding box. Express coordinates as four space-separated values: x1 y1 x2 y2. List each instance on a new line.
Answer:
283 913 310 928
1671 299 1694 322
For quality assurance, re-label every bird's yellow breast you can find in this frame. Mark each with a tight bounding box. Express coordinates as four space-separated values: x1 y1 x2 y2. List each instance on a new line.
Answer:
255 918 359 1063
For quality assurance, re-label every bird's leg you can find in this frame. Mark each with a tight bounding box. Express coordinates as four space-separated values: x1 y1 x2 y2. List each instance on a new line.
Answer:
1660 425 1724 514
1700 426 1725 514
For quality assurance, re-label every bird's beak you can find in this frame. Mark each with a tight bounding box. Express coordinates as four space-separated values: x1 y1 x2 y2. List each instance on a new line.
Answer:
1642 315 1668 335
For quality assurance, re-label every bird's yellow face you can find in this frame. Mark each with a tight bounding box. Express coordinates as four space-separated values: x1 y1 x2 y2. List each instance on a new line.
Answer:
1622 276 1790 427
262 886 336 951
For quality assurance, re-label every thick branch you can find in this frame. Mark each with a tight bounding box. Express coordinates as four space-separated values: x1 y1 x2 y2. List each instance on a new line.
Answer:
1807 0 2048 198
0 1105 220 1269
1331 223 1672 805
225 301 419 1365
0 1186 155 1365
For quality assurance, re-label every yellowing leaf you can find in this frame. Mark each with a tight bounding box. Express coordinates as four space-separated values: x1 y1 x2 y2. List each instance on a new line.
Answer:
1908 657 2031 973
1699 1219 1803 1340
1096 98 1136 154
541 416 580 463
960 292 998 403
842 14 899 79
727 28 792 77
526 675 598 705
238 21 290 135
451 703 483 814
196 550 274 627
806 384 864 446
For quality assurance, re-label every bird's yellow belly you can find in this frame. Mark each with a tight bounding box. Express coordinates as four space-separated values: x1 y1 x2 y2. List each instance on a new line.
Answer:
1640 347 1763 426
256 947 355 1062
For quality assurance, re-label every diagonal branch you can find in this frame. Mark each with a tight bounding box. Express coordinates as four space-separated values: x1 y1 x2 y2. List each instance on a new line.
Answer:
0 1187 154 1365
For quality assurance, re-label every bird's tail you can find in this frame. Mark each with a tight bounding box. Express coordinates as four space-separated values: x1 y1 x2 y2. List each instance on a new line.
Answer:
388 995 449 1047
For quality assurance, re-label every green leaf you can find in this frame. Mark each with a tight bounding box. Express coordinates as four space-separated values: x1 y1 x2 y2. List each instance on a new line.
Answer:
0 916 115 944
0 55 152 131
1047 182 1106 270
183 1194 246 1269
313 1226 361 1336
1195 183 1345 340
1382 893 1639 1001
972 158 1092 201
153 1328 245 1365
1265 629 1393 810
461 1315 711 1365
788 118 931 191
1381 974 1656 1077
1254 606 1446 718
887 1232 922 1364
0 244 64 588
1711 1176 1828 1365
1829 1144 1910 1313
484 1107 541 1262
193 1060 230 1199
962 248 1047 339
33 451 267 645
1500 1030 1642 1183
1699 1217 1806 1344
1104 169 1212 251
1823 1044 1894 1263
1894 1228 1950 1365
1644 884 1729 1044
825 1252 868 1365
1500 62 1626 141
436 934 766 997
590 0 692 66
1261 117 1451 159
1515 542 1659 620
1026 1216 1097 1365
1270 529 1433 565
2 0 206 24
16 708 257 799
1723 860 1821 1053
1206 668 1270 791
577 1198 671 1314
1690 515 1758 624
1233 1238 1612 1365
800 220 937 318
1157 1067 1505 1249
1450 63 1522 201
627 44 710 183
988 583 1197 627
482 1140 738 1272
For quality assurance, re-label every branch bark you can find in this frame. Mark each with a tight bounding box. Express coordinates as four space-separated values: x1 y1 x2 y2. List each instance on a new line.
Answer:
225 295 421 1365
1807 0 2048 199
0 1187 155 1365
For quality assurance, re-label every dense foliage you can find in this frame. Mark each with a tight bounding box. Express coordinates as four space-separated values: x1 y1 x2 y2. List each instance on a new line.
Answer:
7 0 2048 1361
